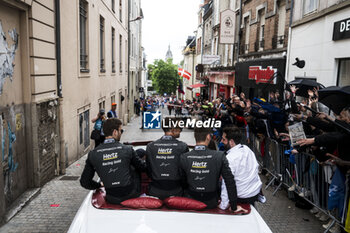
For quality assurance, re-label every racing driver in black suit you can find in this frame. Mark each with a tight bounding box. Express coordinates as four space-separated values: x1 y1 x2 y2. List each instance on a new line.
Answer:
80 118 146 204
146 117 189 199
180 127 247 212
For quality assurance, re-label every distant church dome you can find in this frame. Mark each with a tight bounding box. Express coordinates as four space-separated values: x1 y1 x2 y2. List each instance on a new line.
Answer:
165 45 173 60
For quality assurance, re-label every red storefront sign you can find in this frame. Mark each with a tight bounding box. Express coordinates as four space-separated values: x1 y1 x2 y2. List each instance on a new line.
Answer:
208 72 235 86
248 66 277 84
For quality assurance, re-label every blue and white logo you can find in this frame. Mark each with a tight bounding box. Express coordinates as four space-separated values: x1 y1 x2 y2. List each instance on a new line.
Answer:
143 110 161 129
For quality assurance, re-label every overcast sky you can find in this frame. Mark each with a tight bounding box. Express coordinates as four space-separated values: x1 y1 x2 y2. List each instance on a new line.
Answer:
141 0 200 65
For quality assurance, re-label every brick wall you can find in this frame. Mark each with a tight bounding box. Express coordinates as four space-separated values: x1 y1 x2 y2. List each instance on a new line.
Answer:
240 0 291 56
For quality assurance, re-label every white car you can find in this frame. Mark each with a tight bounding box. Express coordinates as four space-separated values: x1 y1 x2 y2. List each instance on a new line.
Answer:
68 143 272 233
68 190 271 233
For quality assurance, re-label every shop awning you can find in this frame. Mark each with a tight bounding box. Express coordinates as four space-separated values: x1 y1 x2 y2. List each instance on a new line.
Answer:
189 83 206 89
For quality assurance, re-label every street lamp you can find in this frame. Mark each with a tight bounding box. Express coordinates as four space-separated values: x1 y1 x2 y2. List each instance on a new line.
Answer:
129 15 143 22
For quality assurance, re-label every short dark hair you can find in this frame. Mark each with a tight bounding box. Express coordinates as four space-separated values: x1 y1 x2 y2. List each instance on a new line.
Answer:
103 118 122 137
223 126 242 144
162 117 181 132
194 127 212 142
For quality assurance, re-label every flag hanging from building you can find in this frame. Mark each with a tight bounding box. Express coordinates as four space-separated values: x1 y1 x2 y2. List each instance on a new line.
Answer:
178 77 185 94
178 68 191 80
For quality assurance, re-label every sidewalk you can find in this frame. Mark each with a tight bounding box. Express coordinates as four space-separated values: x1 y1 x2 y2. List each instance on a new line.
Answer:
256 176 324 232
0 154 89 233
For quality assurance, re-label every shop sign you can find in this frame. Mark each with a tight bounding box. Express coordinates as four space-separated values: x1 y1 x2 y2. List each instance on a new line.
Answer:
215 75 229 85
220 9 235 44
203 55 221 65
333 17 350 41
248 66 277 84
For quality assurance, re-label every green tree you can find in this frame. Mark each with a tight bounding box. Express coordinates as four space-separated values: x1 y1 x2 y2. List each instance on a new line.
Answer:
148 59 178 95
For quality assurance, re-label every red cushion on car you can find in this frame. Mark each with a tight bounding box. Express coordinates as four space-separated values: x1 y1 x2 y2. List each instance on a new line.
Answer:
121 197 163 209
164 197 207 210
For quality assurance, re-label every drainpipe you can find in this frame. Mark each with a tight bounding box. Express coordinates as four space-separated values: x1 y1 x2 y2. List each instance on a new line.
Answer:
201 9 205 98
285 0 294 85
236 0 242 63
55 0 65 174
55 0 62 98
127 0 131 123
192 50 195 100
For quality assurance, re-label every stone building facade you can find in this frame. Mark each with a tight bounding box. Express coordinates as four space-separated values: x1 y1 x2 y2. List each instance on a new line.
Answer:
0 0 131 223
59 0 129 167
0 0 59 222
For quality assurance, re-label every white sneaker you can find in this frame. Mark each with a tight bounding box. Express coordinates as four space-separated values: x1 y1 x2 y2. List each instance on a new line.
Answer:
322 219 333 229
318 213 330 222
258 194 266 203
330 224 341 233
288 184 296 192
310 207 318 214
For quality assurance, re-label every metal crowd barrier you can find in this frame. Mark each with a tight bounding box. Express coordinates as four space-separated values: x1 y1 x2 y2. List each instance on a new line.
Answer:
250 134 344 232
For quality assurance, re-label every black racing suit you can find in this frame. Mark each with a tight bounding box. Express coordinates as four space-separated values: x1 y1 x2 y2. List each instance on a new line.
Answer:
180 145 238 210
80 139 146 204
146 135 189 199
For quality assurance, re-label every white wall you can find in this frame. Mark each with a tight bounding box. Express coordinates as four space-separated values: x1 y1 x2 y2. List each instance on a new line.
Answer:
287 7 350 87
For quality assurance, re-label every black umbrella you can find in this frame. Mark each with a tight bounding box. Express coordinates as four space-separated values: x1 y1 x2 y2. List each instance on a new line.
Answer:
288 79 324 98
318 86 350 115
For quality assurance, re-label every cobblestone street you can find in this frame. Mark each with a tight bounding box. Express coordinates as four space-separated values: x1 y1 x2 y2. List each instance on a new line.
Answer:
0 113 324 233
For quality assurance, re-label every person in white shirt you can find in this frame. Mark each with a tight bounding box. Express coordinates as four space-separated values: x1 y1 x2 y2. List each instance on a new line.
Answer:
219 126 262 209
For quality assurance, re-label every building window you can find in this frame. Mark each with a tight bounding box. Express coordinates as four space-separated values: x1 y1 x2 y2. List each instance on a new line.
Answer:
258 12 265 51
112 0 115 12
277 4 286 49
100 16 105 73
133 36 136 58
79 0 89 72
99 100 105 110
244 19 250 54
197 38 201 55
79 110 90 149
337 59 350 87
79 114 83 145
119 0 122 22
112 27 115 73
125 39 127 71
111 95 116 104
119 34 123 72
303 0 317 15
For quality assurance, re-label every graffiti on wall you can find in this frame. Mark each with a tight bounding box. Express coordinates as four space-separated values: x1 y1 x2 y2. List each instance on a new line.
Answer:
0 113 18 172
0 20 18 95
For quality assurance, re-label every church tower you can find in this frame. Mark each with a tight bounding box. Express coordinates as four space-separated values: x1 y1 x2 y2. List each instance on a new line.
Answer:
165 44 173 61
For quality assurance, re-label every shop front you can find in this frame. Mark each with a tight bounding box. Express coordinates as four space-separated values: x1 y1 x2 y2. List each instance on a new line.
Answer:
208 71 235 100
235 58 286 100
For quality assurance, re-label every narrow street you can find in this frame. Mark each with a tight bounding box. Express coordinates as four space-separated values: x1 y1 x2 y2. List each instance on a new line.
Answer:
0 112 324 233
